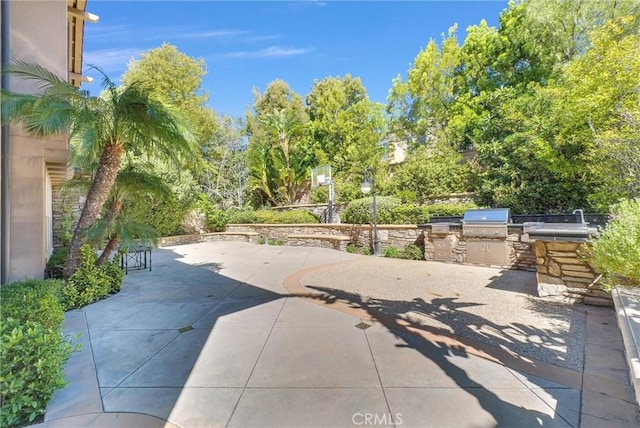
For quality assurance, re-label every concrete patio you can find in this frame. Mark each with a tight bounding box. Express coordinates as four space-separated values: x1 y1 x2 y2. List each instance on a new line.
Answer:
36 241 638 427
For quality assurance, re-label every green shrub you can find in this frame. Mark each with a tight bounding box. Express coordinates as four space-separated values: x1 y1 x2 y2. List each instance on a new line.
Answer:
47 247 68 268
228 209 259 224
401 244 424 260
61 245 124 310
346 243 359 254
424 202 478 217
126 192 192 237
0 280 65 331
0 280 75 427
195 193 228 231
268 239 285 246
206 209 228 231
1 319 74 427
273 210 319 224
342 196 402 224
309 186 330 204
229 209 319 225
590 198 640 288
392 205 432 224
383 246 401 258
361 247 373 256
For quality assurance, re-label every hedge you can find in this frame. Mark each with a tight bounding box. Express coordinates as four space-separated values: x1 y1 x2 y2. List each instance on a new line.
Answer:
343 199 478 225
0 280 75 427
228 209 320 224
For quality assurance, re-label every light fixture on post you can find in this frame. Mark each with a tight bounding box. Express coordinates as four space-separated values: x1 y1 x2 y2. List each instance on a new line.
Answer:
361 167 380 256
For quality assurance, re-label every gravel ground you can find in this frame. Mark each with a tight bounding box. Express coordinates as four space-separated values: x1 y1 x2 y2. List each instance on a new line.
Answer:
300 256 599 371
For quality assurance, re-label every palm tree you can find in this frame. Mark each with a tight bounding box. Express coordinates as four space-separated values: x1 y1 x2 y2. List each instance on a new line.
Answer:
77 164 171 265
1 62 195 277
247 108 312 205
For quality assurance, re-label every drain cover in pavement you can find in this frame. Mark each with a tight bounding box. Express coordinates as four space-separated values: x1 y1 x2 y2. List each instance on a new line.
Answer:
178 325 194 333
355 322 371 330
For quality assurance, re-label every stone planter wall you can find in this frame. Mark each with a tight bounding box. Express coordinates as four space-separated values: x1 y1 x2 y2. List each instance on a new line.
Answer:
534 240 611 306
225 223 424 251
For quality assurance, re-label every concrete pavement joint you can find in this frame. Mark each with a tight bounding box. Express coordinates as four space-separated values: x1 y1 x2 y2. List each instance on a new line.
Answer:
363 328 396 427
84 311 104 413
223 295 289 427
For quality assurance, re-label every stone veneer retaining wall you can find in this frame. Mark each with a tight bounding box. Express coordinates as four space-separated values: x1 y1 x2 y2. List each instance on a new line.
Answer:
534 240 610 306
225 224 424 250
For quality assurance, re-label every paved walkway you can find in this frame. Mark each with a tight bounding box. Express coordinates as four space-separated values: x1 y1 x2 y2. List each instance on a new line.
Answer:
36 241 638 427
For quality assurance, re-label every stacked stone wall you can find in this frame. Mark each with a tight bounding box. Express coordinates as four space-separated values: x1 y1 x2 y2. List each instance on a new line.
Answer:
534 241 610 306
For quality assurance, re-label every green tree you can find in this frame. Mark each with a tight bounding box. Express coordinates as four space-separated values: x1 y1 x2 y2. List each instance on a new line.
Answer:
387 26 462 148
1 62 195 277
245 80 314 206
391 144 473 203
247 108 312 205
122 43 218 184
306 74 386 189
545 16 640 209
200 116 248 209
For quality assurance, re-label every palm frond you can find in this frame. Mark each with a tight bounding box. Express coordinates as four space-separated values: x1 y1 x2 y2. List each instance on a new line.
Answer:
1 60 68 91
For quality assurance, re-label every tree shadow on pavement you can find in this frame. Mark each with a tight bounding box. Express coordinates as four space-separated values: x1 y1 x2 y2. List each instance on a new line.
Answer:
303 285 580 427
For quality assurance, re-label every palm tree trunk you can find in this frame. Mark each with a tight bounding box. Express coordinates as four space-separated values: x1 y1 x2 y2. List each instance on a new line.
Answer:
64 142 124 278
96 234 120 266
96 199 123 265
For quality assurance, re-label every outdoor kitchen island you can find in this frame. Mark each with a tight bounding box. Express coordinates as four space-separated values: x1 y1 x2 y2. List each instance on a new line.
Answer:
418 208 611 306
418 208 537 271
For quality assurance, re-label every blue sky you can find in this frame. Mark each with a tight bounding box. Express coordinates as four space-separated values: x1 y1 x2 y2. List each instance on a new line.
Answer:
83 1 509 118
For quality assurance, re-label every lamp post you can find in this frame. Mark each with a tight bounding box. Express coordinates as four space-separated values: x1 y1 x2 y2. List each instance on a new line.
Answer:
361 167 380 256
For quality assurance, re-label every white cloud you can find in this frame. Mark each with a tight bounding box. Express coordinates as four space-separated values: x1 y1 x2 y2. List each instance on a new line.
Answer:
83 48 143 73
175 29 249 40
225 46 315 58
84 25 134 42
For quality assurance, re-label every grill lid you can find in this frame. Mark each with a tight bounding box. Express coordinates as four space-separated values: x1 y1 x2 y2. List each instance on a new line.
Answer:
462 208 511 224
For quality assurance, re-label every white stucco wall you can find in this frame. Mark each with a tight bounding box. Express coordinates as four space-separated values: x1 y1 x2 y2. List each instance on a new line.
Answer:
6 0 68 281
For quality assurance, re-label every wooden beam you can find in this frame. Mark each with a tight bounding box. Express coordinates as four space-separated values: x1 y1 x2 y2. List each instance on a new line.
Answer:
69 72 93 83
67 6 99 23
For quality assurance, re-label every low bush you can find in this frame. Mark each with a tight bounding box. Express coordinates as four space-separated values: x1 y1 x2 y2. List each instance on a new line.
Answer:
383 246 401 258
401 244 424 260
346 243 359 254
195 193 228 231
343 196 401 224
382 244 424 260
0 279 65 332
423 202 478 217
270 210 319 224
228 209 319 224
1 319 74 427
590 198 640 288
392 205 432 224
346 243 373 255
0 280 76 427
309 185 330 204
228 209 259 224
46 247 68 268
60 245 124 310
343 199 476 225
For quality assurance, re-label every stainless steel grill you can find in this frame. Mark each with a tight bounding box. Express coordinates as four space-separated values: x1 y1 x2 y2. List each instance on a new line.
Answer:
462 208 510 266
462 208 510 238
